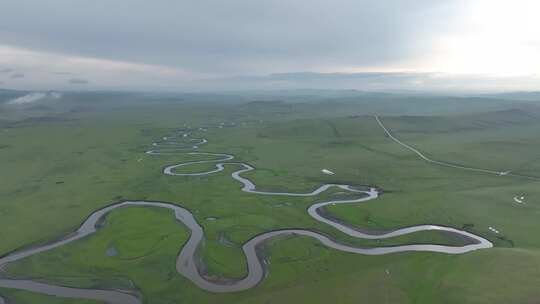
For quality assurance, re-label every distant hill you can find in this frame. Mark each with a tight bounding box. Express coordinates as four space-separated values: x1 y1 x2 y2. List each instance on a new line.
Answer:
0 89 28 104
481 91 540 101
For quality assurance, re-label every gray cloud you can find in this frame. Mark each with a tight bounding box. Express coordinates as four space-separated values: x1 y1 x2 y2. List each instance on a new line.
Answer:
1 0 538 92
10 73 24 79
53 71 73 76
68 78 89 85
0 0 465 75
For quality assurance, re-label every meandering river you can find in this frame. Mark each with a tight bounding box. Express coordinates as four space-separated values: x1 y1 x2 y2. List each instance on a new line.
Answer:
0 125 492 304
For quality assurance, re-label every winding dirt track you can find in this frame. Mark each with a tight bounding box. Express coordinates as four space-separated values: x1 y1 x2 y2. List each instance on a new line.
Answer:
0 125 492 304
375 116 540 180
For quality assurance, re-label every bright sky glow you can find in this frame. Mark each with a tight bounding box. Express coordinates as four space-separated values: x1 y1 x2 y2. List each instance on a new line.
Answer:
426 0 540 76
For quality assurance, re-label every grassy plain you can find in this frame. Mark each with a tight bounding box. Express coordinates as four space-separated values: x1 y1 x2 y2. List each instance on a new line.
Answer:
1 95 540 303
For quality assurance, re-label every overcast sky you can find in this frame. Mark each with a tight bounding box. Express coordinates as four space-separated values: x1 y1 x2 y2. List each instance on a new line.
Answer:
1 0 539 92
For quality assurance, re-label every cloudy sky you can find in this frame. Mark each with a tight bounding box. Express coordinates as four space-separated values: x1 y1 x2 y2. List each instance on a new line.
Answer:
1 0 539 92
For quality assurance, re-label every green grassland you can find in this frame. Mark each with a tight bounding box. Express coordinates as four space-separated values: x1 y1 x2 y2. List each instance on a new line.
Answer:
1 95 540 303
0 289 98 304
